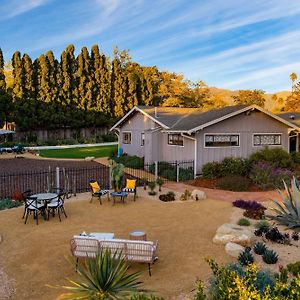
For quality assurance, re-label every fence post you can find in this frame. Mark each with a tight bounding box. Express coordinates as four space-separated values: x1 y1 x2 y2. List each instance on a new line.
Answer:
109 165 112 190
56 167 60 189
155 161 158 180
176 161 179 182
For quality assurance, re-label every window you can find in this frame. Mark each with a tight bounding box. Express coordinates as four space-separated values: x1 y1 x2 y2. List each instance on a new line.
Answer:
168 133 184 146
205 134 239 147
141 132 145 146
122 132 131 144
253 134 281 146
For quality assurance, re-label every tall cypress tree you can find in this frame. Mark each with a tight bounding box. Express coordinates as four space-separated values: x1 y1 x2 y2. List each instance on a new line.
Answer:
0 48 12 128
111 57 127 117
37 54 51 103
12 51 24 100
22 54 35 100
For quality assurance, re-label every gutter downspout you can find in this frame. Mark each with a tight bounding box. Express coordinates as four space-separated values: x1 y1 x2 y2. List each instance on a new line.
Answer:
113 128 120 156
181 134 197 179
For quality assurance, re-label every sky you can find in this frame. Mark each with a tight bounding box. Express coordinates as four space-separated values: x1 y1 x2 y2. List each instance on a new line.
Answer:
0 0 300 93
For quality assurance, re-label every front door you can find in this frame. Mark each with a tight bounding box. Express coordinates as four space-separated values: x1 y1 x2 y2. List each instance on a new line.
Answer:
289 131 298 153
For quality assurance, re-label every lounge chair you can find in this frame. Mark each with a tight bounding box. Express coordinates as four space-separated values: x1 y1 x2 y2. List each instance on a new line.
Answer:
89 180 109 205
122 179 137 201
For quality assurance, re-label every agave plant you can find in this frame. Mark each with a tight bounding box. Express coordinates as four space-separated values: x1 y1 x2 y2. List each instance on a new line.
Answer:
57 249 142 300
109 160 125 192
269 177 300 230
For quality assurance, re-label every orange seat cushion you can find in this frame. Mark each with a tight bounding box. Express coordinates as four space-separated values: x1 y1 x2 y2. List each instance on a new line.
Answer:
126 179 136 189
90 181 100 193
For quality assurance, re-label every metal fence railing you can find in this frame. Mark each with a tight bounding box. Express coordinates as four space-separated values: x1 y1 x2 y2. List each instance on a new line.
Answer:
0 165 110 199
123 160 194 184
0 160 193 199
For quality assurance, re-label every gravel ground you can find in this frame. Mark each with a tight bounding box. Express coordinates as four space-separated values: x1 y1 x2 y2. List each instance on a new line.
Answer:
0 268 15 300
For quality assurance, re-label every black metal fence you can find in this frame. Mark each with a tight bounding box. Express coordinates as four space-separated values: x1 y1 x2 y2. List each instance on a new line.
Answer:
0 165 110 199
0 160 193 199
123 160 194 184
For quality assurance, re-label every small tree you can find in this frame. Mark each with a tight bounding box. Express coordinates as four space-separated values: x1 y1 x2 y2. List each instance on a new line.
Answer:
148 181 156 196
156 177 164 192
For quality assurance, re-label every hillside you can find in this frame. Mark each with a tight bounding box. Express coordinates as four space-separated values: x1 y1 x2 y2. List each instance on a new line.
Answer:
209 87 291 111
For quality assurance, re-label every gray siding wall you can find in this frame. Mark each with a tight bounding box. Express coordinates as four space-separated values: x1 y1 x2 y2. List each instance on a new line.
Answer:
159 133 195 162
119 112 156 158
196 111 290 173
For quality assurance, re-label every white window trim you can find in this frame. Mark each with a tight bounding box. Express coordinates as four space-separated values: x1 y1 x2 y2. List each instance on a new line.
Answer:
252 133 282 147
122 131 132 145
167 133 184 147
141 132 145 147
204 133 240 148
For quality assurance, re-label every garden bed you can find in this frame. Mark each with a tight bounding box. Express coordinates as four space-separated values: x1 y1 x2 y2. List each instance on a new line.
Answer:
190 177 267 192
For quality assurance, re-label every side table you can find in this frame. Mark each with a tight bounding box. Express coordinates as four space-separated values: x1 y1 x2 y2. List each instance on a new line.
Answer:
129 230 147 241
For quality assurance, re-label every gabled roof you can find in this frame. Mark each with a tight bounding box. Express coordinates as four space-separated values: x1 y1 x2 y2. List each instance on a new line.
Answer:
110 105 300 133
277 112 300 127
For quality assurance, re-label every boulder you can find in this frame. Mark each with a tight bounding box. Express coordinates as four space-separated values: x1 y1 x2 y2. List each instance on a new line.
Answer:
213 223 253 246
225 242 245 258
191 189 206 200
85 156 95 161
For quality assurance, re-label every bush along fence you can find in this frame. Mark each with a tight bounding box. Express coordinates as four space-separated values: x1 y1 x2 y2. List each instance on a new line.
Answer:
0 165 110 199
121 159 195 184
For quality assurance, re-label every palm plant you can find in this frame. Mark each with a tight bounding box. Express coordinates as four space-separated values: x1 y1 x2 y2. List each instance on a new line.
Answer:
58 249 142 300
269 177 300 230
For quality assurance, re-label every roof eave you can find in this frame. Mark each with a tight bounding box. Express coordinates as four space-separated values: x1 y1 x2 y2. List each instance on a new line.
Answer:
110 106 170 131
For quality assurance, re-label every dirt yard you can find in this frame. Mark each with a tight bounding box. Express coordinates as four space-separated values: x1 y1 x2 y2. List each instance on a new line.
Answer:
0 192 233 300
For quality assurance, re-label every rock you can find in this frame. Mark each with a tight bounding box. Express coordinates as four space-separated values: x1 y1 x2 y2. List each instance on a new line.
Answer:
225 242 245 258
213 223 253 246
85 156 95 161
191 189 206 200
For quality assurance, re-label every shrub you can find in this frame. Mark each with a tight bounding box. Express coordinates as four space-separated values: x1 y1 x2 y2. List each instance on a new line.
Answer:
255 220 270 230
202 161 222 179
101 133 118 142
233 199 266 211
0 199 23 211
249 147 295 169
159 191 175 202
237 218 250 226
243 208 265 220
180 189 192 201
255 226 291 244
148 191 157 196
148 181 156 192
129 294 165 300
160 169 176 181
196 259 300 299
287 261 300 276
292 232 299 241
216 176 251 191
250 161 293 189
253 242 267 255
238 249 254 266
262 250 279 264
156 177 164 191
178 167 194 181
220 157 251 177
113 155 144 169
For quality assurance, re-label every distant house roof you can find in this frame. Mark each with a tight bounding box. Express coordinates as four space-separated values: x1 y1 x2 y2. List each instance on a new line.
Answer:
111 105 300 133
0 129 15 135
277 112 300 127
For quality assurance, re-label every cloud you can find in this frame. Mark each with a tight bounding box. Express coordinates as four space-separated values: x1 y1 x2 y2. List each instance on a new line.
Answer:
0 0 49 20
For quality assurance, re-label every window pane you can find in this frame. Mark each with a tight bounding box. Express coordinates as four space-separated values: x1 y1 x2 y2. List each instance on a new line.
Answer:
123 132 131 144
168 134 183 146
205 134 239 147
141 133 145 146
253 134 281 146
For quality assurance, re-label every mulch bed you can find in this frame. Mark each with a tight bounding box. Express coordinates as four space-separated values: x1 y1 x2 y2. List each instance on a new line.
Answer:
189 177 268 192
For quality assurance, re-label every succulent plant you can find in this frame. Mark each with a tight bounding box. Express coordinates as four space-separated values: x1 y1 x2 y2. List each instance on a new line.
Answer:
292 232 299 241
262 249 279 264
109 160 125 191
233 199 266 211
238 249 254 266
253 242 267 255
243 208 265 220
255 220 270 230
237 218 250 226
269 177 300 230
156 177 164 191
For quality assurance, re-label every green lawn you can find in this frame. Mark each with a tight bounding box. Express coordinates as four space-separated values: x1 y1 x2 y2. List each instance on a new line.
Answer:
39 145 117 159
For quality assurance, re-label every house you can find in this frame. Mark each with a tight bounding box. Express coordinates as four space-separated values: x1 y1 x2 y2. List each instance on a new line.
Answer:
110 105 300 175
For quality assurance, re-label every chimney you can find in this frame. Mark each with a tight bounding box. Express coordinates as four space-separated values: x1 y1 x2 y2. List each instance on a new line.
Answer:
155 107 158 118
